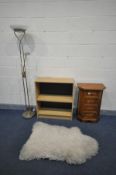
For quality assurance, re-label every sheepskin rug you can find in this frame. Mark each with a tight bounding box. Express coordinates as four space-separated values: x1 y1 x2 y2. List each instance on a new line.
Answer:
19 122 99 164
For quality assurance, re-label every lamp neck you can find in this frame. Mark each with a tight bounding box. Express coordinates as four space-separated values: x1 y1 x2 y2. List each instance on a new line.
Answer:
14 30 25 42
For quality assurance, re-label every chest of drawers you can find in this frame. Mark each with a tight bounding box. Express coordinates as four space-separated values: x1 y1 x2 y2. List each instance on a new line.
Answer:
77 83 105 122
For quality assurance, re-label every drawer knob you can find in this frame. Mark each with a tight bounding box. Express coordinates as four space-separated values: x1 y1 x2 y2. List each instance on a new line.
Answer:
88 92 91 95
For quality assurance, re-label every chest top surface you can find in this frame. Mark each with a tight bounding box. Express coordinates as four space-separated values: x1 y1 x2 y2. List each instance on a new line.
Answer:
77 83 105 91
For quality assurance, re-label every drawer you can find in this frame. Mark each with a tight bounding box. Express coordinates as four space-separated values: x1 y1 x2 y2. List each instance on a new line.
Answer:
83 91 101 98
80 111 98 118
81 105 98 111
81 111 97 114
83 98 99 104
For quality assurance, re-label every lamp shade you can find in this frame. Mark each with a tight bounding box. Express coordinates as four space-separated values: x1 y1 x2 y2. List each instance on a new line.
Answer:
10 25 27 32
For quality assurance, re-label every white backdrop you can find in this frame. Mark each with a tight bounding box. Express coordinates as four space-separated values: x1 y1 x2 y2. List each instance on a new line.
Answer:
0 0 116 110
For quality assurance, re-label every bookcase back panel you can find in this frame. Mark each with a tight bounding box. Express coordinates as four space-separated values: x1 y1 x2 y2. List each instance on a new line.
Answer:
39 102 72 110
39 83 73 95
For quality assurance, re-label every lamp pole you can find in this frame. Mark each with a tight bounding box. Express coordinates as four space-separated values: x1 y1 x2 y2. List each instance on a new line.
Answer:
11 25 35 118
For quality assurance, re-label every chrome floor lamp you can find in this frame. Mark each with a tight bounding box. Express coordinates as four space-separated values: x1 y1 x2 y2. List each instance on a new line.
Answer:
11 25 35 118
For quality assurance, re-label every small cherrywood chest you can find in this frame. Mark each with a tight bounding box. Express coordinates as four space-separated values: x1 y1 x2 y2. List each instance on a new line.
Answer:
77 83 105 122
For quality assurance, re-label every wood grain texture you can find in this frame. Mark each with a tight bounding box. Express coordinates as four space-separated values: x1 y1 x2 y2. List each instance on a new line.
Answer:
37 94 73 103
77 83 105 122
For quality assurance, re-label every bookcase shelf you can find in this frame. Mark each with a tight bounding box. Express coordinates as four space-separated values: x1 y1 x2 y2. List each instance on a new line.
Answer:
37 94 73 103
38 108 72 119
35 77 74 120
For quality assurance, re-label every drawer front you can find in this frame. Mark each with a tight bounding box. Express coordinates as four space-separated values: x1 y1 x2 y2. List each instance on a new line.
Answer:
83 90 101 98
83 98 99 105
81 104 98 111
80 111 97 115
79 111 98 121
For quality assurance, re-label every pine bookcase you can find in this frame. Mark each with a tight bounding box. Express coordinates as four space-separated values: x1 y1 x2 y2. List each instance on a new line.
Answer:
35 77 75 120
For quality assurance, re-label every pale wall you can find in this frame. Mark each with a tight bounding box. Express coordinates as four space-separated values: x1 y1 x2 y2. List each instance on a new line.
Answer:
0 0 116 110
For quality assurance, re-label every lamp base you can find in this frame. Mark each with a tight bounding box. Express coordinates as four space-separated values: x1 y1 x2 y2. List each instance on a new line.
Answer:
22 109 35 119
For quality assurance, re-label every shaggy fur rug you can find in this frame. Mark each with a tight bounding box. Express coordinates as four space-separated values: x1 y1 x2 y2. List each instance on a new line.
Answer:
19 122 99 164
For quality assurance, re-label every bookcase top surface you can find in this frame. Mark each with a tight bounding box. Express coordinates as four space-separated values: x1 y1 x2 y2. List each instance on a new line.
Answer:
35 77 74 84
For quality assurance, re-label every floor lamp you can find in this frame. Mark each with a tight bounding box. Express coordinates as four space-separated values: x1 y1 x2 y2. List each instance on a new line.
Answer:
10 25 35 118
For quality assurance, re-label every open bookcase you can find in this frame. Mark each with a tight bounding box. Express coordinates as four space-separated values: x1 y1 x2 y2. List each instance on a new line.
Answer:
35 77 74 120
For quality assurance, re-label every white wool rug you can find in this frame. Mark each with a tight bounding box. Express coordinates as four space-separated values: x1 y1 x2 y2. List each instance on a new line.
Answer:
19 122 99 164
